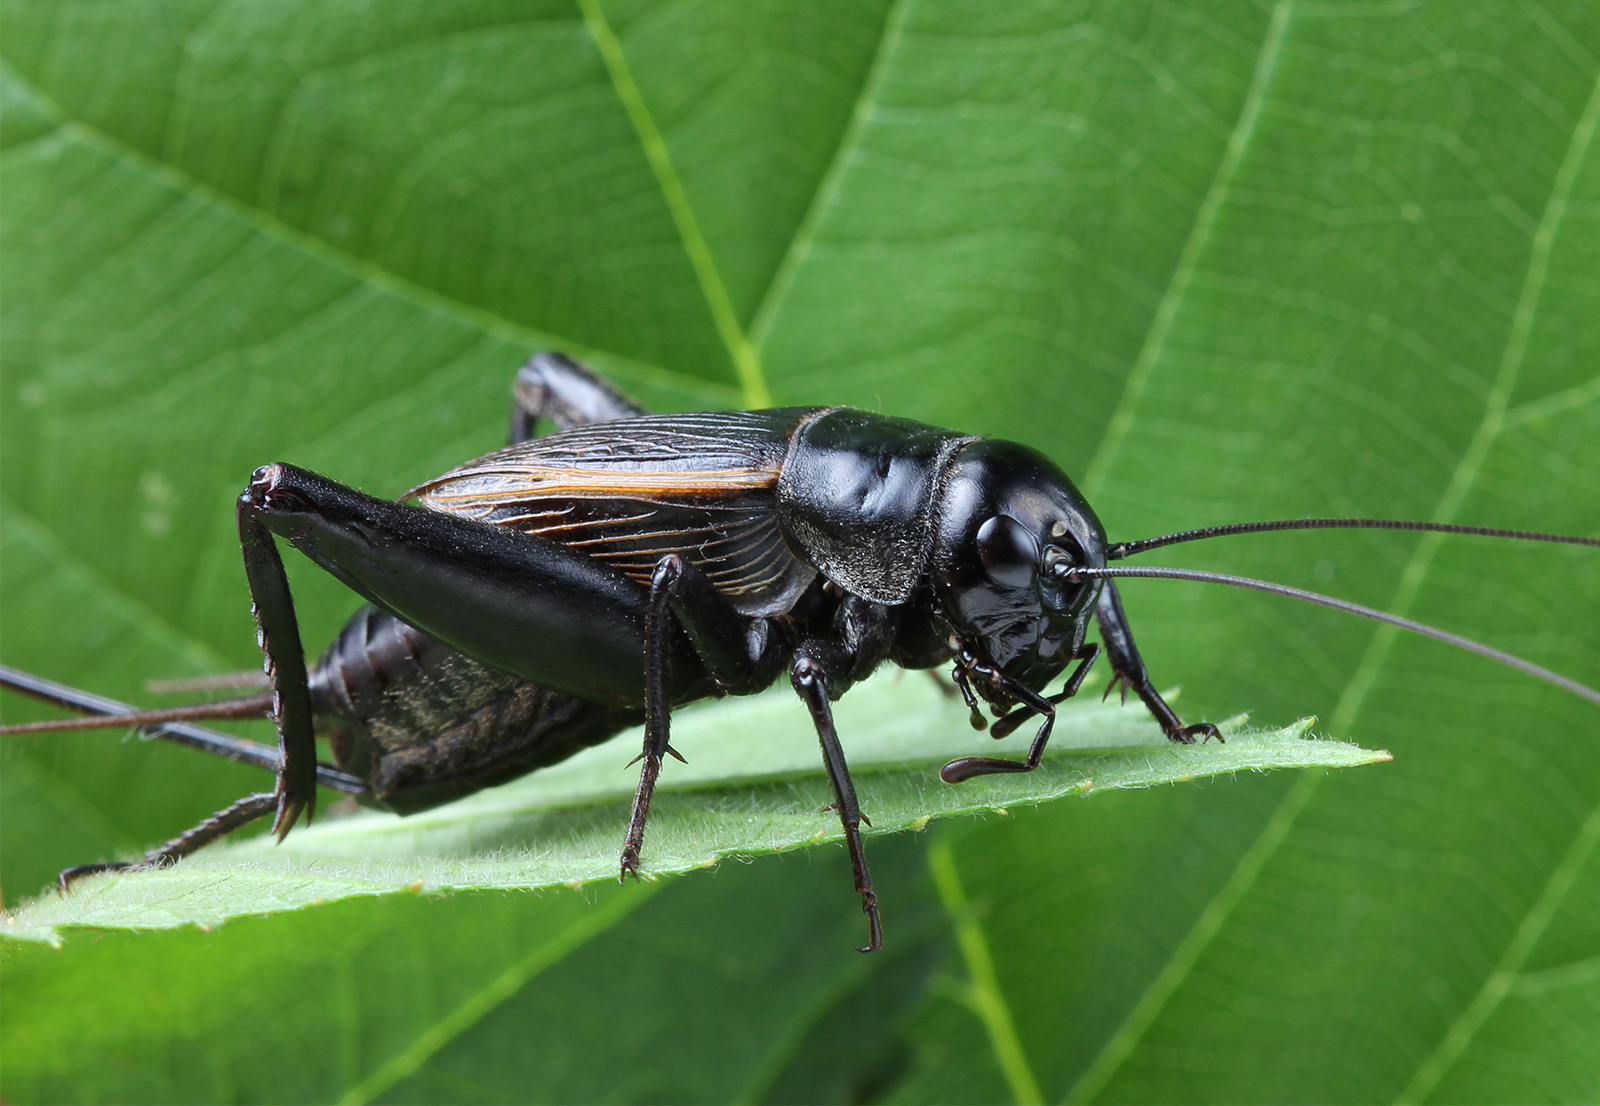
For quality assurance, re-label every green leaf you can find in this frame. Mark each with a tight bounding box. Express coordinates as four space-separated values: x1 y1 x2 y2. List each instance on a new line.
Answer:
4 675 1383 941
0 835 951 1105
2 1 1597 1103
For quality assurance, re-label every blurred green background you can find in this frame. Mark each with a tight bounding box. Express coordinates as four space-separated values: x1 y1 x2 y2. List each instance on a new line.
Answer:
2 1 1598 1102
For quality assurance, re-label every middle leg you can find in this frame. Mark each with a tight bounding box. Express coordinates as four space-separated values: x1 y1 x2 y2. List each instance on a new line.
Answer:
509 351 648 442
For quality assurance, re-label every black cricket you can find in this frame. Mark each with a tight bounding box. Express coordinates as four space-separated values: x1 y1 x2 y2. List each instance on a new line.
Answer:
4 354 1597 952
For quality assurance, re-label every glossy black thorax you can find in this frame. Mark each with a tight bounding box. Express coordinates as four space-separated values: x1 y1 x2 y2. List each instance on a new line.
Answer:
776 408 974 605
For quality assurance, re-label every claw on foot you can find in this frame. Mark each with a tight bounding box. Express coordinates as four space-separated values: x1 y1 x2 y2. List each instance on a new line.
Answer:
619 847 644 883
1166 720 1223 745
857 893 883 954
271 795 306 841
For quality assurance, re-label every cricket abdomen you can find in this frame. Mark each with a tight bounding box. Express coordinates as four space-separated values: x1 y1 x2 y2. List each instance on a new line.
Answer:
309 605 640 814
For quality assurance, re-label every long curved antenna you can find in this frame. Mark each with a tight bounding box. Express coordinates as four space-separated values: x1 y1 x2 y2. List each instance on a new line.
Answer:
148 670 270 695
0 693 273 734
0 665 369 794
1064 566 1600 707
1108 519 1599 560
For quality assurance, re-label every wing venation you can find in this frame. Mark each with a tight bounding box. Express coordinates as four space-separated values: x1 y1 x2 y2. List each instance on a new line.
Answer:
409 411 821 616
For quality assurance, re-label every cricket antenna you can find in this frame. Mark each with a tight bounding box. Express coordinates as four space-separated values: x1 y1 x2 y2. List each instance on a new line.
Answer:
0 693 273 735
0 665 368 794
1107 519 1600 560
1063 565 1600 707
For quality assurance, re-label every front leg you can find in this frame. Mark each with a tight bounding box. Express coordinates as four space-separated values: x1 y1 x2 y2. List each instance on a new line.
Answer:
1095 580 1221 744
790 640 882 953
938 643 1098 783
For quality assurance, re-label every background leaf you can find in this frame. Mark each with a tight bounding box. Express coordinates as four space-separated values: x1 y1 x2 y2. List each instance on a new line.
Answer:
2 1 1597 1104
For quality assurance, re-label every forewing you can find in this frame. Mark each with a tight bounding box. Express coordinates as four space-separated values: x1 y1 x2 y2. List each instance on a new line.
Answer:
410 411 820 617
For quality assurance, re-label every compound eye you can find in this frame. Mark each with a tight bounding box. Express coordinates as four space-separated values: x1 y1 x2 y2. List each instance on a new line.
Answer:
976 515 1040 588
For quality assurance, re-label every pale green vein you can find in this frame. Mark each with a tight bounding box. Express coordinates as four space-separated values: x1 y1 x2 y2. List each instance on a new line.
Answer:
337 885 655 1105
0 60 738 410
732 938 890 1104
929 838 1043 1106
1079 0 1292 498
950 8 1295 1093
1510 952 1600 994
1331 63 1600 739
748 0 910 352
1398 793 1600 1104
0 496 230 675
576 0 772 408
1503 373 1600 428
1392 64 1600 1100
1067 53 1600 1104
0 123 73 165
1063 769 1323 1104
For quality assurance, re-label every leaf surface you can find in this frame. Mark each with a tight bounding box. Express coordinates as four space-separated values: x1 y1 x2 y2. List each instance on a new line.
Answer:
4 676 1379 941
2 1 1597 1103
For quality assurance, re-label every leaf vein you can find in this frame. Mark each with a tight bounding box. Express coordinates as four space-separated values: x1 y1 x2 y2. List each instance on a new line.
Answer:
1396 794 1600 1103
748 0 912 353
1069 48 1600 1104
930 838 1043 1106
576 0 771 407
1079 0 1294 497
0 58 732 408
336 886 656 1105
1391 58 1600 1101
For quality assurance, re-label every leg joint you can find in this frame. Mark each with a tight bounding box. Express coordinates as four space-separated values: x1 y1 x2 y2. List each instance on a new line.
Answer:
650 552 686 591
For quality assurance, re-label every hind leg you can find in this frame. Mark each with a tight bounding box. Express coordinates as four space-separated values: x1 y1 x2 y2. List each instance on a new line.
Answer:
509 352 648 442
58 792 279 891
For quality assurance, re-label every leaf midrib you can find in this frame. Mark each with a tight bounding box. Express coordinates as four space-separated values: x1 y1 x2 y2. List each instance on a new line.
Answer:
334 883 659 1106
0 60 742 410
